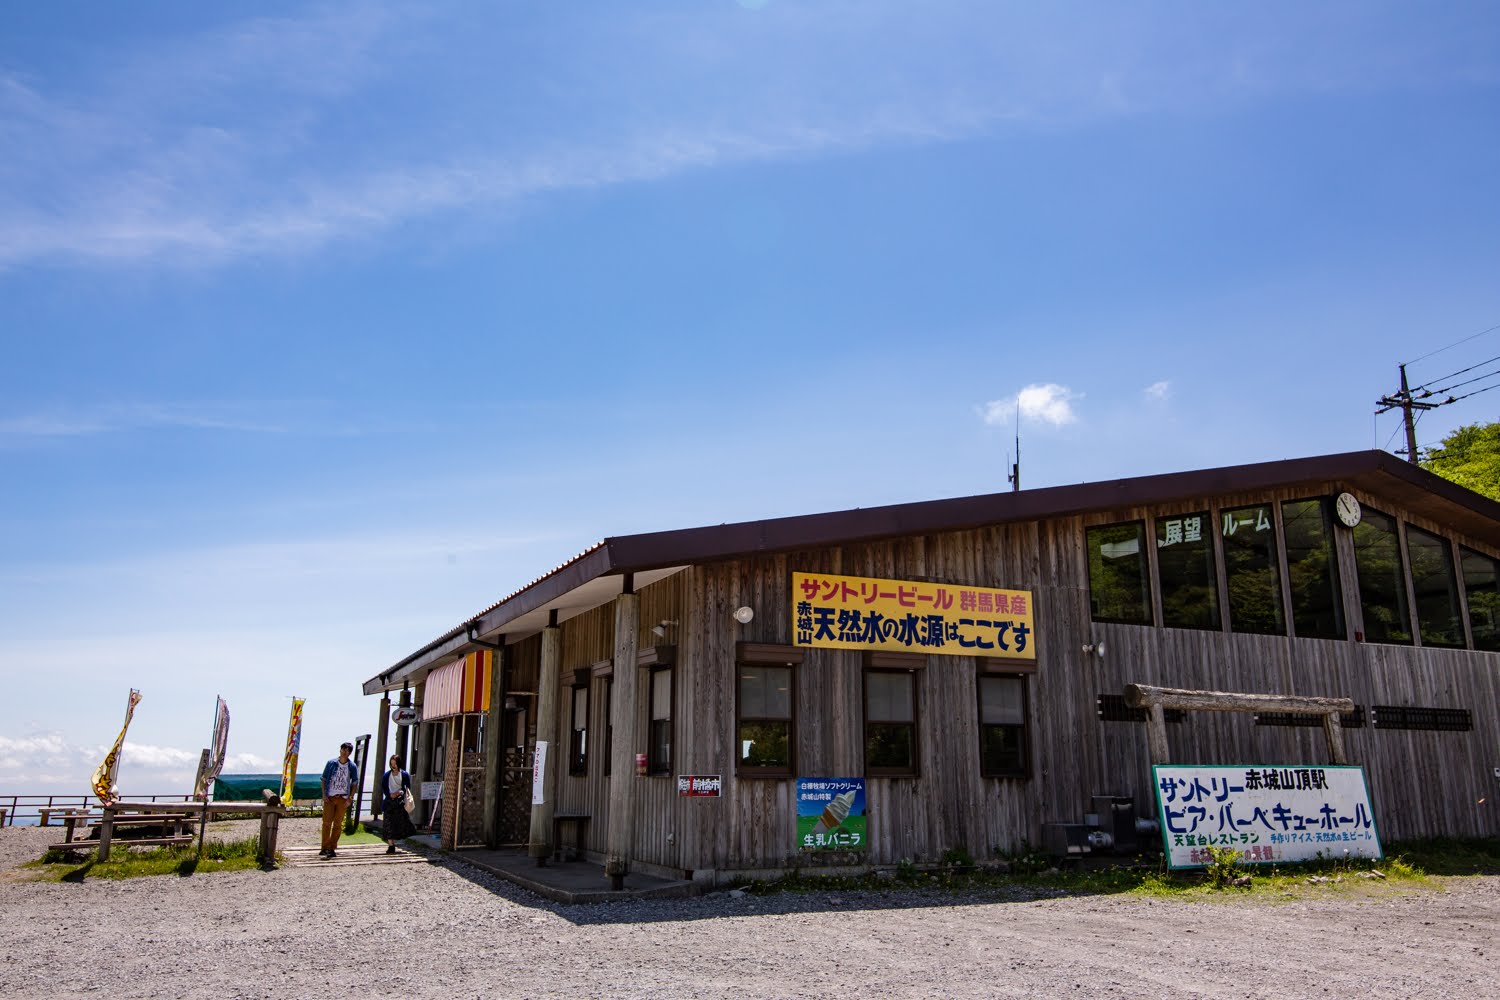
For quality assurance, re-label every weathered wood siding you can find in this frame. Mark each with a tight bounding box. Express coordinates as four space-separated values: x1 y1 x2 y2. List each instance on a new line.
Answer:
535 477 1499 874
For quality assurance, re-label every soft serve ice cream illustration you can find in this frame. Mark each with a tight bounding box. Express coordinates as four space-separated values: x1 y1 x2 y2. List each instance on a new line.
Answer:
810 789 857 836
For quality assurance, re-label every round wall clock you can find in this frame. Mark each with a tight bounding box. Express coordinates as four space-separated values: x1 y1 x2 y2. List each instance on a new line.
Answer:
1334 492 1362 528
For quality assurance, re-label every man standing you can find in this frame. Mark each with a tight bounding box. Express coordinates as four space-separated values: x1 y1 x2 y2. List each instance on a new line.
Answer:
320 741 359 858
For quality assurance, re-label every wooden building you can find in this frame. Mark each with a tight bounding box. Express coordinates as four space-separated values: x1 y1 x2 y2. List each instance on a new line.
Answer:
362 450 1500 883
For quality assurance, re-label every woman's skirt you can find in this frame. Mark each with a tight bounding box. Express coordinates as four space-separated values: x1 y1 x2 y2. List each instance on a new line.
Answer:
383 798 416 839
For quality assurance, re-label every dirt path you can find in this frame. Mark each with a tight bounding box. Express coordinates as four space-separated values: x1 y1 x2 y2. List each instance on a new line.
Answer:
1 821 1495 999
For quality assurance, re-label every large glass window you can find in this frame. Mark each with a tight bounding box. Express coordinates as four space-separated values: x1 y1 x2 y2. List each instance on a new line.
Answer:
977 675 1028 778
1155 512 1218 629
568 682 588 776
1352 509 1412 645
1281 499 1345 640
1461 547 1500 652
648 667 672 775
737 664 793 774
1087 522 1151 624
1222 503 1284 635
864 670 917 776
1407 527 1463 648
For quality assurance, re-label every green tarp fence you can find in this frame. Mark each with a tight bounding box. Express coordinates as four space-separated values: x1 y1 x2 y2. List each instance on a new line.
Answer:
213 773 324 802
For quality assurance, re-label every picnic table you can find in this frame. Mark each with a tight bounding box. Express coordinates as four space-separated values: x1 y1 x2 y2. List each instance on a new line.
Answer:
48 800 287 863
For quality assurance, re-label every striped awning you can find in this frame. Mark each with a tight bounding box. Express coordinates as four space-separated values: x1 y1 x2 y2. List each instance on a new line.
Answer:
421 650 493 721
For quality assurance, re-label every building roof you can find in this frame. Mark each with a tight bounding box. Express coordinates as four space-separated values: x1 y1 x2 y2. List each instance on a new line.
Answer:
362 450 1500 695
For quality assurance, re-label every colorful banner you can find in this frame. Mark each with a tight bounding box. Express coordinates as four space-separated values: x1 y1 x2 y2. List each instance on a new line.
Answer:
194 696 230 800
796 777 867 851
280 698 304 805
1153 764 1382 869
92 688 141 805
793 572 1035 660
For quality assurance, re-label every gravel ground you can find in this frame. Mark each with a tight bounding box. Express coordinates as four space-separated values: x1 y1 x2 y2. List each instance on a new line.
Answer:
1 818 1497 999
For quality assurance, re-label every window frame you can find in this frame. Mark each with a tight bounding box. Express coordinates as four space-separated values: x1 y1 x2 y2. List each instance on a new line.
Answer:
1220 501 1287 636
646 664 673 777
1151 509 1220 631
1279 497 1347 641
863 668 919 778
976 672 1030 779
1351 505 1414 646
1086 520 1154 625
568 675 589 777
1405 524 1465 649
1460 545 1500 652
735 660 796 778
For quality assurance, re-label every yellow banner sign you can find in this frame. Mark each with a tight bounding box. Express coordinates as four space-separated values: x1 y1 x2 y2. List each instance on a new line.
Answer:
793 572 1035 660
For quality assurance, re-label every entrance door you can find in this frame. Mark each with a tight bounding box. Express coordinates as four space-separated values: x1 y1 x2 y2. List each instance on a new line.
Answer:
495 695 533 844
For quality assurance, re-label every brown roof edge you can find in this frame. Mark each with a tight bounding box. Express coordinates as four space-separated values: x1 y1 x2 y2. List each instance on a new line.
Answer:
601 450 1417 572
467 543 615 638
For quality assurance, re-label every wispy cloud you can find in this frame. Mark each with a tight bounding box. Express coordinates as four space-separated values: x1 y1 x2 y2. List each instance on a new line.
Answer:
0 402 294 439
1144 380 1171 401
982 383 1081 427
4 2 1489 269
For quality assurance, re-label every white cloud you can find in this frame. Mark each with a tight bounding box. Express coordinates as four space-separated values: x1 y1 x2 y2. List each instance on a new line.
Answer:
1144 380 1171 400
982 383 1081 427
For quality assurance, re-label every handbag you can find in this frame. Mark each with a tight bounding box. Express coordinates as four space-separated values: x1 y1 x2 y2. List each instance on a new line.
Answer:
403 787 416 814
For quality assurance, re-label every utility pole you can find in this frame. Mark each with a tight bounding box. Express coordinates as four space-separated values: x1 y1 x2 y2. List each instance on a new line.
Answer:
1376 363 1443 464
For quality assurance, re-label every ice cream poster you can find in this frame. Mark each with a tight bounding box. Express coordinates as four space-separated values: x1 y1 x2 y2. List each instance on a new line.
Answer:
797 777 867 851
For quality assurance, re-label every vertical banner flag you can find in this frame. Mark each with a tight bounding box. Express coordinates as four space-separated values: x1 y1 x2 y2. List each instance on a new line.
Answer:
92 688 142 805
280 698 305 805
194 697 230 800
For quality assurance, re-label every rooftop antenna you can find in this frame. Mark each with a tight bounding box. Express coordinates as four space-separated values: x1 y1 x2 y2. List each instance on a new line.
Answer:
1006 400 1021 492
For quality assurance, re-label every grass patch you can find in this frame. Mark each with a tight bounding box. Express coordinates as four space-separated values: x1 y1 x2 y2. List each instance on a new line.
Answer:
727 837 1500 902
30 834 274 882
337 823 385 845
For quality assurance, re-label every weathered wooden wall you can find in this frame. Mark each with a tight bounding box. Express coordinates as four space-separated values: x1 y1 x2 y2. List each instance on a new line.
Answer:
531 477 1499 875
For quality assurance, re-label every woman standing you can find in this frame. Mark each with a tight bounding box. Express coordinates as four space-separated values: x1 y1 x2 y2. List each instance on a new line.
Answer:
381 754 414 853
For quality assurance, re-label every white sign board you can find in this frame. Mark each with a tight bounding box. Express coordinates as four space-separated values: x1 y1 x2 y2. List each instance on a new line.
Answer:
391 706 419 726
531 740 549 806
419 781 443 801
1153 764 1381 869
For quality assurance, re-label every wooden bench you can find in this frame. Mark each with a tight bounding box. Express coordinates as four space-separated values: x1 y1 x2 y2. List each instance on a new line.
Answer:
552 813 590 862
49 810 196 857
39 807 93 827
49 835 194 854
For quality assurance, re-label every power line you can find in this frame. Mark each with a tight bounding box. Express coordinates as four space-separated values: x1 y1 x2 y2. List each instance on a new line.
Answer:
1404 321 1500 367
1409 353 1500 393
1424 367 1500 397
1448 381 1500 404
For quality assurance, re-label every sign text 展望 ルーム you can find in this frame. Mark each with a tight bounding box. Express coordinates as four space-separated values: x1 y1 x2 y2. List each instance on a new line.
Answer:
792 572 1035 660
1152 764 1382 869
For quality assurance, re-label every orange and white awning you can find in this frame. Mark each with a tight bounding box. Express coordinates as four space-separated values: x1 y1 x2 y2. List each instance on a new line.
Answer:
421 650 493 721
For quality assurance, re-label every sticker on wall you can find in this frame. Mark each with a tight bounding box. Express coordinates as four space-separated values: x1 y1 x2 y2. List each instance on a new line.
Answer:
677 775 722 797
532 740 549 805
796 777 867 851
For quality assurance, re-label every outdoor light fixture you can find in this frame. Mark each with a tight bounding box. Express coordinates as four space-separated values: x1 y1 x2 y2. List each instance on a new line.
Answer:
651 619 679 638
734 606 755 624
1081 640 1107 660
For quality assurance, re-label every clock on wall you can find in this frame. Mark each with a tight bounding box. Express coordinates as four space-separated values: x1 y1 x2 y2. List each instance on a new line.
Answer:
1335 492 1362 528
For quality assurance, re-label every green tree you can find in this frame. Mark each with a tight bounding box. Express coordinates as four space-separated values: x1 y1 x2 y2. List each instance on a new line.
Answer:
1421 421 1500 501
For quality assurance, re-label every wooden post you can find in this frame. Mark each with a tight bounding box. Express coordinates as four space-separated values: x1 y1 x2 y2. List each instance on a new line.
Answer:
605 591 639 891
1322 712 1349 766
98 806 115 862
483 641 508 848
1146 703 1170 764
373 694 391 818
528 627 561 865
394 686 413 771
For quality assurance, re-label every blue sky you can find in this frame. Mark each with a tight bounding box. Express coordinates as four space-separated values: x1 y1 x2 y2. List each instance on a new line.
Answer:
2 1 1497 797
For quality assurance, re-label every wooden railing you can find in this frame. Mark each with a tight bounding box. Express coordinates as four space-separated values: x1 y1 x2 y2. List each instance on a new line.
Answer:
0 794 193 827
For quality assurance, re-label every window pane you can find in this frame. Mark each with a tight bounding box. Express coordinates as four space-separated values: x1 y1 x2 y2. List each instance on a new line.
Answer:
1156 512 1218 629
1461 548 1500 652
867 672 913 722
865 723 914 770
603 679 613 776
739 665 791 719
1222 504 1284 635
979 676 1024 725
572 687 588 731
1352 510 1412 645
1408 527 1462 648
980 725 1025 776
738 720 790 769
649 719 671 773
651 668 672 721
1281 499 1344 640
1087 522 1151 624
